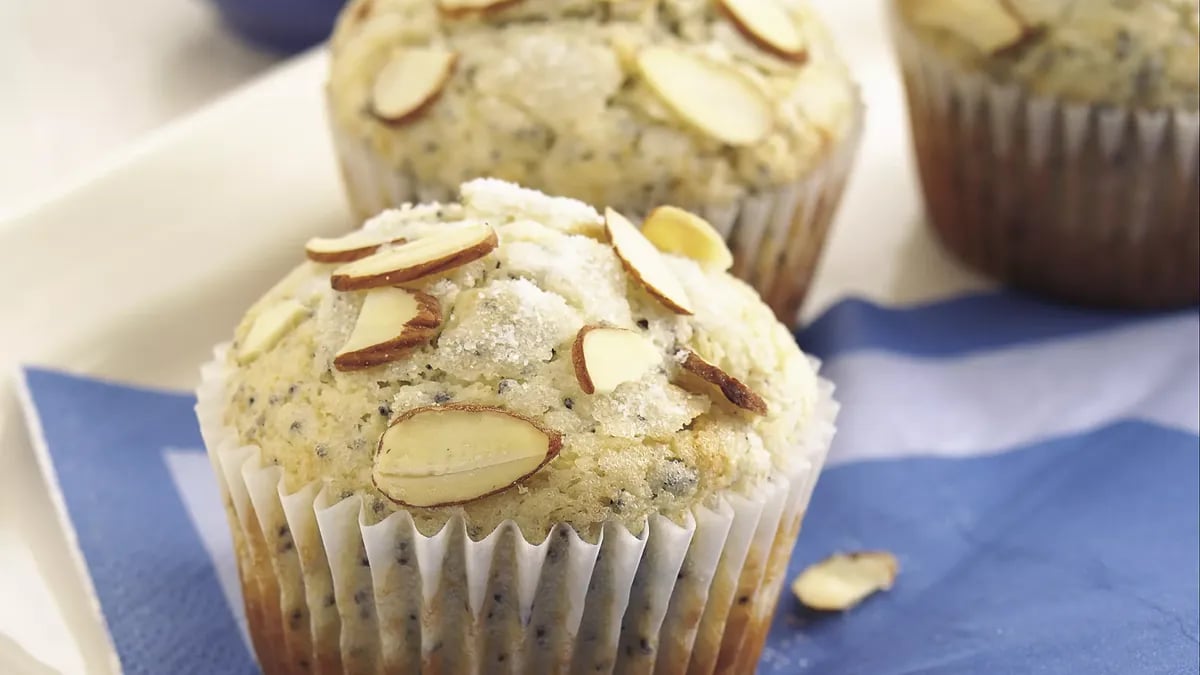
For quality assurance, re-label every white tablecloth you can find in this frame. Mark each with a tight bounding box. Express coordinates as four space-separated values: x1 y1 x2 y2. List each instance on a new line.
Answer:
0 0 280 219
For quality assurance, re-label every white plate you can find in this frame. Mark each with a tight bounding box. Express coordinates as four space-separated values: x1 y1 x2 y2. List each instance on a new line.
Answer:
0 6 987 672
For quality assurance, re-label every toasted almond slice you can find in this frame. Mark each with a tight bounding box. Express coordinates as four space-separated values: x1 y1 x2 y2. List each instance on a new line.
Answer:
1001 0 1068 24
349 0 374 25
907 0 1027 53
641 206 734 271
305 230 408 263
436 0 523 17
791 551 898 611
237 300 309 364
572 325 661 395
373 404 562 507
718 0 807 62
605 208 693 315
370 47 457 125
636 46 772 146
605 0 657 20
331 223 498 291
334 288 441 371
676 350 767 415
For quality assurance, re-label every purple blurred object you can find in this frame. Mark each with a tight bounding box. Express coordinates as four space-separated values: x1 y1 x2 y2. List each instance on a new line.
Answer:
210 0 348 52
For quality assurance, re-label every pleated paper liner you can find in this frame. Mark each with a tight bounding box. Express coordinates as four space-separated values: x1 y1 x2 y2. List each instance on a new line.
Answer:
330 105 863 325
892 10 1200 309
196 346 837 674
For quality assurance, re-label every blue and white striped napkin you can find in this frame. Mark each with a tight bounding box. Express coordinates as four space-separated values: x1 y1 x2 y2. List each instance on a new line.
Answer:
18 292 1200 675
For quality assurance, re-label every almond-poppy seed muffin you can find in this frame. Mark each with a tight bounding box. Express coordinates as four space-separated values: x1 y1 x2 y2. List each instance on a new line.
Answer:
196 179 836 674
893 0 1200 307
325 0 862 323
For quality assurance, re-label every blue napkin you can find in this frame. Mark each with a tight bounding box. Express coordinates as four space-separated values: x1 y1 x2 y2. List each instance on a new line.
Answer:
19 292 1199 675
206 0 346 52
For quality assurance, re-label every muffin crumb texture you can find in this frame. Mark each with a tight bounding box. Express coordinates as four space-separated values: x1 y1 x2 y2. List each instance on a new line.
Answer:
899 0 1200 109
326 0 857 211
224 180 820 541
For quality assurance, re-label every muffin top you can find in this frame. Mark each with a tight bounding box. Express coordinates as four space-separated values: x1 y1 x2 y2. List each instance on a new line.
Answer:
222 180 822 541
898 0 1200 110
326 0 858 212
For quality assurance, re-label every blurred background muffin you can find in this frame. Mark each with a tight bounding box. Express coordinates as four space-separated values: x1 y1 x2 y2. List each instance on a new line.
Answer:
892 0 1200 308
325 0 862 323
196 179 836 673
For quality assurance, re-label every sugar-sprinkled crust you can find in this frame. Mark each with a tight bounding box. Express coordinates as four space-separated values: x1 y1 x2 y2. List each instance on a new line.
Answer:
325 0 857 212
897 0 1200 110
224 180 821 541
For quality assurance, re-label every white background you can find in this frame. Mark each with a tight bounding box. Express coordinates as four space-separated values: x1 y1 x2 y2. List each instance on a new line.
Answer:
0 0 279 218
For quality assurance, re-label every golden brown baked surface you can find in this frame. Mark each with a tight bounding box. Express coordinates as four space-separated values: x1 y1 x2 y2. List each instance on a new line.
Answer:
223 180 821 540
898 0 1200 109
326 0 858 209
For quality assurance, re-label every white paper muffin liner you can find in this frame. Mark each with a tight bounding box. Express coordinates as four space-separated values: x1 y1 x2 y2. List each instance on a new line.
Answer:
891 9 1200 308
196 346 837 675
330 106 863 325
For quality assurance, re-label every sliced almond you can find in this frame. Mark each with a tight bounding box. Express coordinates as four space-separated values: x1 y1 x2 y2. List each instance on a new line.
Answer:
305 230 407 263
636 46 772 146
1001 0 1070 25
605 208 693 315
718 0 807 62
331 223 498 291
572 325 661 395
237 299 309 364
373 404 562 507
791 551 898 611
370 47 457 125
676 350 767 415
348 0 374 25
604 0 657 21
436 0 523 17
906 0 1027 53
334 288 441 371
641 206 734 271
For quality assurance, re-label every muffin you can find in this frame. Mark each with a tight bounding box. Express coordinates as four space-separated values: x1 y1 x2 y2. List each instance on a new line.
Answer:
892 0 1200 308
195 179 836 674
324 0 862 323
